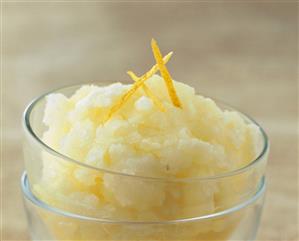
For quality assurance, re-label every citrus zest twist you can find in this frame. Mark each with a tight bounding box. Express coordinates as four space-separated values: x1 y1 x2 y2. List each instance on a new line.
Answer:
151 39 182 108
127 71 166 112
104 51 173 122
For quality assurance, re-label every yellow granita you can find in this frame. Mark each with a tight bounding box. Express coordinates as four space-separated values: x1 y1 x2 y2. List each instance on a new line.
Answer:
31 39 266 241
37 75 262 218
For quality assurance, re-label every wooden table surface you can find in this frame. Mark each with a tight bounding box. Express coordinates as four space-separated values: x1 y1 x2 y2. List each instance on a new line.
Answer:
2 2 298 240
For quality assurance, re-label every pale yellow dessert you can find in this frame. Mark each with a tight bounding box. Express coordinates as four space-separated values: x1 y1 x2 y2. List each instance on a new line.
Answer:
33 39 264 240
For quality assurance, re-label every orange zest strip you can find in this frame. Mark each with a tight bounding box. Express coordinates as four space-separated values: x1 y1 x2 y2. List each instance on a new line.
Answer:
151 39 182 108
104 51 173 123
127 71 166 112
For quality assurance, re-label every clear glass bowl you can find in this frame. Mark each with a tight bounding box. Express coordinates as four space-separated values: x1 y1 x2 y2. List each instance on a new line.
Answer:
22 172 266 241
22 83 269 240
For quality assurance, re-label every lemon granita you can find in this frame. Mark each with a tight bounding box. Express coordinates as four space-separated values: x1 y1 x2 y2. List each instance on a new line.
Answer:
27 39 267 240
43 75 261 179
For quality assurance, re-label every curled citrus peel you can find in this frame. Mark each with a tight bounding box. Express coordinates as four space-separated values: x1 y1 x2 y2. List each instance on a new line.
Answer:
104 51 173 123
127 71 166 112
151 39 182 108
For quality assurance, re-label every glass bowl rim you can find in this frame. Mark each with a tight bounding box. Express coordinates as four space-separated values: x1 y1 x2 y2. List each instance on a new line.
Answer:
22 82 269 183
21 172 266 224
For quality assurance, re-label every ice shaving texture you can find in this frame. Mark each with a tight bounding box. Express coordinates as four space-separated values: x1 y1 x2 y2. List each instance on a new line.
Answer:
34 75 264 240
43 75 261 179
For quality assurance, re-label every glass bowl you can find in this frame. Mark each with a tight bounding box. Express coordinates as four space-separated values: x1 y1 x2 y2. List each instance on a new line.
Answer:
22 172 266 240
22 83 269 240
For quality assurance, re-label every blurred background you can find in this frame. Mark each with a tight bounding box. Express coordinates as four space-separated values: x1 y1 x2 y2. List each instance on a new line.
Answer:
2 2 297 240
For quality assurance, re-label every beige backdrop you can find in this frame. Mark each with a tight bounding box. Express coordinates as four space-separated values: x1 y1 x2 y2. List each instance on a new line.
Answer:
2 2 298 240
